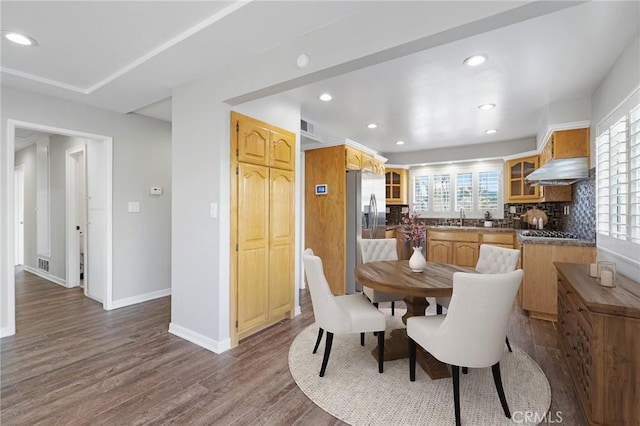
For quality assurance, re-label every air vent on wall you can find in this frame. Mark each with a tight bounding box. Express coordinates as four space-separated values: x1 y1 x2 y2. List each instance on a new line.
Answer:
38 258 49 272
301 119 315 136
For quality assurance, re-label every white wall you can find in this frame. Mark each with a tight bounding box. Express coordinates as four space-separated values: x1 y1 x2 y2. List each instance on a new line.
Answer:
591 35 640 281
1 87 172 335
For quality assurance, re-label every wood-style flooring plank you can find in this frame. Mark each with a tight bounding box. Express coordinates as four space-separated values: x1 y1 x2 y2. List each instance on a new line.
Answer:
1 267 585 425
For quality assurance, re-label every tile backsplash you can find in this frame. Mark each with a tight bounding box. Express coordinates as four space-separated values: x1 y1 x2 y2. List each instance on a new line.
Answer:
386 168 596 242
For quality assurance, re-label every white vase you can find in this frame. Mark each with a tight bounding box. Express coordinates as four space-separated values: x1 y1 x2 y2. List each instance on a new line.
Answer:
409 246 427 272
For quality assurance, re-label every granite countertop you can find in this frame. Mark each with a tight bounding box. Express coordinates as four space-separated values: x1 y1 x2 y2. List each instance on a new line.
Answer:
516 231 596 247
426 226 516 233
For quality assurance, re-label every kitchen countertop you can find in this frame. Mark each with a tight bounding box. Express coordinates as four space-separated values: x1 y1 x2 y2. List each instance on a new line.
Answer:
426 226 516 232
516 231 595 247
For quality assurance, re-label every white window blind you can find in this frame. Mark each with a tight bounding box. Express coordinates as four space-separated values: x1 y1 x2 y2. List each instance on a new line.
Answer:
630 104 640 244
597 87 640 247
413 176 429 212
433 174 451 212
478 171 499 211
455 173 473 212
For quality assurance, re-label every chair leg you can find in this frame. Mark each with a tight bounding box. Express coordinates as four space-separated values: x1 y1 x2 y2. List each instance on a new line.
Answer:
319 332 334 377
492 362 511 418
391 301 395 316
373 302 379 309
360 332 365 346
452 365 461 426
462 366 468 374
505 336 513 353
409 338 416 381
313 328 324 354
436 304 443 315
377 331 385 373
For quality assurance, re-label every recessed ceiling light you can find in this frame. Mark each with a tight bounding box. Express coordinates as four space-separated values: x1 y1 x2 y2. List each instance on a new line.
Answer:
319 93 332 102
3 31 38 46
463 54 487 67
485 129 498 134
478 103 496 110
296 53 310 68
396 140 405 145
367 123 378 129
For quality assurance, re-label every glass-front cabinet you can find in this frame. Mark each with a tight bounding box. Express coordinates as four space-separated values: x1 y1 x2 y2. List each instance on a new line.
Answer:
385 168 408 205
506 156 539 202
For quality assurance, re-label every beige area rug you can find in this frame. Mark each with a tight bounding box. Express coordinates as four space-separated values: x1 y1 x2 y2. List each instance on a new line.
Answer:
288 309 551 426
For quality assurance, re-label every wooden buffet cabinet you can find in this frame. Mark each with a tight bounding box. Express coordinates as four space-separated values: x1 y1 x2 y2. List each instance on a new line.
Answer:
555 263 640 426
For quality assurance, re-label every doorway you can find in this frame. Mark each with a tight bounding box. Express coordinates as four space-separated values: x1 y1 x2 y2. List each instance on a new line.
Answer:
65 145 87 292
13 165 24 266
2 119 113 338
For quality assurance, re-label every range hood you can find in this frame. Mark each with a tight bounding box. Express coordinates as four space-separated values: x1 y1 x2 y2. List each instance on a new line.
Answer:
525 157 589 186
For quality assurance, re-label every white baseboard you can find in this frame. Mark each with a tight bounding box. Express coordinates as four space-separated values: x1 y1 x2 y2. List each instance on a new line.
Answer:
22 265 66 287
1 326 16 338
168 322 231 354
295 305 302 316
109 288 171 310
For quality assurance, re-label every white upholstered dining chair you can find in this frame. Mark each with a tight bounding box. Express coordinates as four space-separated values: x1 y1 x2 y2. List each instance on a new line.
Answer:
302 248 386 377
408 269 524 426
436 244 520 352
359 239 404 315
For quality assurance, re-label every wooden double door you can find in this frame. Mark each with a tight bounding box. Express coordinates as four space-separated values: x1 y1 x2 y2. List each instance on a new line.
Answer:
231 112 295 342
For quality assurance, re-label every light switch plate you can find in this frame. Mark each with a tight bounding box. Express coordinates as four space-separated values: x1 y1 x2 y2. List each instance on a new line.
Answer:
210 202 218 219
128 202 140 213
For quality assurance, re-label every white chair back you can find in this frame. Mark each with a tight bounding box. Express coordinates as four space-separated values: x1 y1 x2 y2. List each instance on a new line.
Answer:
360 239 398 263
475 244 520 274
430 269 523 368
302 248 350 332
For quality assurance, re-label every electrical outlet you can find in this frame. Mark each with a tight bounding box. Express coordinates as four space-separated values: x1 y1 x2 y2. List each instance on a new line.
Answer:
509 206 516 214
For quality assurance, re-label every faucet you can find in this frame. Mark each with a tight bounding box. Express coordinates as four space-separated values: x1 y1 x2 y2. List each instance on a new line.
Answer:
459 207 465 227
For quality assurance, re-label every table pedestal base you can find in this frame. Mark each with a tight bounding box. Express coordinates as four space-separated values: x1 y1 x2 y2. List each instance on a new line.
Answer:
371 328 450 379
371 296 450 380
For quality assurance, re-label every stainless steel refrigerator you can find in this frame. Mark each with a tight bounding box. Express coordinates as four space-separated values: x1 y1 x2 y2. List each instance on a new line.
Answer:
345 170 386 294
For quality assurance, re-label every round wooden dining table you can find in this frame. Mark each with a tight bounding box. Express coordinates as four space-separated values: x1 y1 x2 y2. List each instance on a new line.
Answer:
355 259 472 379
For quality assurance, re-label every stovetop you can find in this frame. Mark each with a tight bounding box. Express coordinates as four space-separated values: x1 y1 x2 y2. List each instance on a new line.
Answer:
519 230 579 239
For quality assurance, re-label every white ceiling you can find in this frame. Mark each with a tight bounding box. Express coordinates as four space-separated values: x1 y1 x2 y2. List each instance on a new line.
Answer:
2 1 639 157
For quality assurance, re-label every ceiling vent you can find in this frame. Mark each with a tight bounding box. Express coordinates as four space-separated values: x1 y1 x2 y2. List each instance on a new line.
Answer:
300 119 315 136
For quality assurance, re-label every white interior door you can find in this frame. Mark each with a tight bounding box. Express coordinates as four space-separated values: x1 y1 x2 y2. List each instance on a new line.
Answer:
14 166 24 266
86 142 106 302
66 146 84 288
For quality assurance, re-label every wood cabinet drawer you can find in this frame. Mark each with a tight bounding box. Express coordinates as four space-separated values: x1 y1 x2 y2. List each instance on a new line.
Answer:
428 231 479 242
481 233 514 246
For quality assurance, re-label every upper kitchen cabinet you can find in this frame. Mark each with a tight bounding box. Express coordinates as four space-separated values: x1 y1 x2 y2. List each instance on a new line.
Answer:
385 168 408 205
373 159 385 175
546 128 590 160
506 156 539 203
345 146 362 170
236 115 295 170
361 153 375 172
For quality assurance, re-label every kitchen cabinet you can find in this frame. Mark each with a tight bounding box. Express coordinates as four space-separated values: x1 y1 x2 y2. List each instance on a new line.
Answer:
556 263 640 426
232 112 296 343
521 243 595 321
385 168 408 205
547 128 590 160
236 118 295 171
506 156 540 202
345 146 362 170
374 159 385 175
361 153 375 172
427 229 517 266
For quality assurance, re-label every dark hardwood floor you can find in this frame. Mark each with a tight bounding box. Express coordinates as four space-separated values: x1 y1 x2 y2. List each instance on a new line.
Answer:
1 268 586 425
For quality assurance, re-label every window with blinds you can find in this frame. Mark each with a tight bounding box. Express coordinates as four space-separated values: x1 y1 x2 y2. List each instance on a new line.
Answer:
478 171 500 211
596 88 640 246
455 173 473 212
433 174 451 212
410 161 503 217
413 176 429 212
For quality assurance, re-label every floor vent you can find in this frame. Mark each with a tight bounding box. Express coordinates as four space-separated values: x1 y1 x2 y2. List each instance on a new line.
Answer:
38 258 50 272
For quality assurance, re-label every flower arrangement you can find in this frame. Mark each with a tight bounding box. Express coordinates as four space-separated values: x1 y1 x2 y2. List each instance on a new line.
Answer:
401 211 427 248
